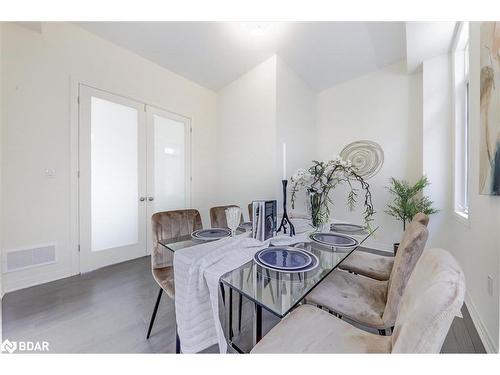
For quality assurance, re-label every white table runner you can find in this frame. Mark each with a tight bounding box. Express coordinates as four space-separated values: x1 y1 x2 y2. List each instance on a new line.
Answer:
173 234 269 353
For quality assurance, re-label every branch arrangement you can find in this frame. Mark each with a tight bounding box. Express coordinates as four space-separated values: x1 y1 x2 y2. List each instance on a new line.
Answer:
290 157 375 228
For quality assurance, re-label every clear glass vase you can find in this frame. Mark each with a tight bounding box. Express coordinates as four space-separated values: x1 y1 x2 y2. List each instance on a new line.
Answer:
307 189 330 231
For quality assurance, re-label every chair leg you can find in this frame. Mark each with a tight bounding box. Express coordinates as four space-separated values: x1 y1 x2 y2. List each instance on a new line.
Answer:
146 287 163 339
175 325 181 354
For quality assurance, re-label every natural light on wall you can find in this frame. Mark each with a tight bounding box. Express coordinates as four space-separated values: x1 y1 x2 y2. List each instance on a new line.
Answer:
452 22 470 221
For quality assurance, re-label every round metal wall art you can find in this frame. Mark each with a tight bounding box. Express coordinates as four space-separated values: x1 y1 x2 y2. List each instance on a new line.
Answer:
340 140 384 179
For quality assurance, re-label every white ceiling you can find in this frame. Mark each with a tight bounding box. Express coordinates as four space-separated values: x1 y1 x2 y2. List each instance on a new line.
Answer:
77 22 406 92
405 22 458 73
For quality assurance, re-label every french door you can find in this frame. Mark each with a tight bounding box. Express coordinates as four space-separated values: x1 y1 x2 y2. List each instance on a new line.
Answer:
78 85 191 272
146 106 191 254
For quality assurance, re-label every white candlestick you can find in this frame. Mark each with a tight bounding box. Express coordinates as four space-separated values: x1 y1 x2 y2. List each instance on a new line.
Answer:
282 143 287 180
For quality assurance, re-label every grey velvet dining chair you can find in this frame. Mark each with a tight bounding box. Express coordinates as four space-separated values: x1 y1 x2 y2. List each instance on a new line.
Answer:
338 213 430 281
305 213 429 334
251 248 465 353
147 209 203 352
209 205 243 228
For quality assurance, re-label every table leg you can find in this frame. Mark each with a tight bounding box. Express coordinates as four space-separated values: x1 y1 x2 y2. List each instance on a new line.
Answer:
252 303 263 346
228 286 234 340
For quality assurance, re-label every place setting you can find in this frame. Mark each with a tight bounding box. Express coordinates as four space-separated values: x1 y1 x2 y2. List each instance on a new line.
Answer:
253 246 319 273
308 232 360 249
191 228 232 242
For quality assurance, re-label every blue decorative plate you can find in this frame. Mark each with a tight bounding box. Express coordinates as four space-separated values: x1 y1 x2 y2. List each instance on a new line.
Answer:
310 232 359 248
191 228 231 241
256 247 312 270
254 247 319 273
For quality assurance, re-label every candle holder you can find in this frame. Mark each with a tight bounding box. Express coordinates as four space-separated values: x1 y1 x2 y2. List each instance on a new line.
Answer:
277 179 295 236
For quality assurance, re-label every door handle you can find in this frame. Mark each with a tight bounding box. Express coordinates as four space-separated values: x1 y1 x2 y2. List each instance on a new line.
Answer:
139 197 146 202
148 197 154 201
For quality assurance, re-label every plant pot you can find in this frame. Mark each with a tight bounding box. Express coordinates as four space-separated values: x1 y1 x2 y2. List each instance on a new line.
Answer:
393 243 400 255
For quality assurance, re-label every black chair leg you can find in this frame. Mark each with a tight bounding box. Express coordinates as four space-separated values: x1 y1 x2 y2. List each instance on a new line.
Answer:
146 287 163 339
175 326 181 354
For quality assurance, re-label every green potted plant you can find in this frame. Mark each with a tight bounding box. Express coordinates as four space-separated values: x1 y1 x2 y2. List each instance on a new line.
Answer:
385 176 437 251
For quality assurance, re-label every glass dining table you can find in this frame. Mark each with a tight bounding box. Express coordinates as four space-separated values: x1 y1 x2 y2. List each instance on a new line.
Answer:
159 225 378 353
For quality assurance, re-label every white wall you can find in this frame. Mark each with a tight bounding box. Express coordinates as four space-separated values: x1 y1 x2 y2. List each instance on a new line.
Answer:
422 23 499 352
276 57 316 214
215 55 316 221
1 22 218 292
0 23 4 322
422 55 453 248
316 61 422 250
216 56 278 220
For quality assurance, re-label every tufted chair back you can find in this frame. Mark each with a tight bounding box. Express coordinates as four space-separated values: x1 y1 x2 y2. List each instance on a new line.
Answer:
209 205 243 228
382 214 429 326
151 209 202 269
391 248 465 353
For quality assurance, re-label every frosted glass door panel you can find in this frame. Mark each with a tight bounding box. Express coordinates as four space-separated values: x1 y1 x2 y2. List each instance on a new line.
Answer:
91 97 139 252
154 114 186 211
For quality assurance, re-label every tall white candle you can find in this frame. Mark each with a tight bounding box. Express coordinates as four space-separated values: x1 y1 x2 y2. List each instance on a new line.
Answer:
282 143 287 180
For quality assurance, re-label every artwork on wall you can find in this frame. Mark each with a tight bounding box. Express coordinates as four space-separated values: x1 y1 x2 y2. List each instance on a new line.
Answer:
480 22 500 195
340 140 384 179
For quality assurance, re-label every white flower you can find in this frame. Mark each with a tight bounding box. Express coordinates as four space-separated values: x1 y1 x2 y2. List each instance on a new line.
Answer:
291 168 312 184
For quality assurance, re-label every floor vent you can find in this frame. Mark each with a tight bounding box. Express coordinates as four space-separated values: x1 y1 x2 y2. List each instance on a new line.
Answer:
3 244 56 273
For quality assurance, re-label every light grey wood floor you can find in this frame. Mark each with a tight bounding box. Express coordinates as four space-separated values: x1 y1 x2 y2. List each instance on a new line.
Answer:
1 254 485 353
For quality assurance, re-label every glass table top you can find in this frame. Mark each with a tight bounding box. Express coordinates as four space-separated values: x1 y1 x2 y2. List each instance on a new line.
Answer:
158 224 378 318
219 226 377 318
159 228 247 252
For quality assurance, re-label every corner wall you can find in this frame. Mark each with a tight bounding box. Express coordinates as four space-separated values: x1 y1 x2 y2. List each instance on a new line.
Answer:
316 61 423 250
216 55 316 219
216 56 278 218
422 23 499 352
276 57 316 214
1 22 4 312
422 55 453 249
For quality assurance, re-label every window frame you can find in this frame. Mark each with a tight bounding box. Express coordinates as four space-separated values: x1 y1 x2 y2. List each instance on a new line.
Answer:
452 22 470 224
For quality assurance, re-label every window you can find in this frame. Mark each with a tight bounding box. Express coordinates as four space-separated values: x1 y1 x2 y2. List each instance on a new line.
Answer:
453 22 470 220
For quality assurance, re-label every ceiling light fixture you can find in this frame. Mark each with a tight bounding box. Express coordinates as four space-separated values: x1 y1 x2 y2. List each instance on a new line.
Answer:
240 22 277 37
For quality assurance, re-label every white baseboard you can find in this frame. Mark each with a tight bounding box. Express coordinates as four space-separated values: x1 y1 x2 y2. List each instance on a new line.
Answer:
465 293 498 353
2 268 76 294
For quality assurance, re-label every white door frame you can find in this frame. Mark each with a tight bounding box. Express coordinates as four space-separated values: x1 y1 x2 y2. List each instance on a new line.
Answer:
69 77 193 274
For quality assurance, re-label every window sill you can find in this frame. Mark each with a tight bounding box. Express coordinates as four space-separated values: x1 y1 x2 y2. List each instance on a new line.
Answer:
453 210 470 227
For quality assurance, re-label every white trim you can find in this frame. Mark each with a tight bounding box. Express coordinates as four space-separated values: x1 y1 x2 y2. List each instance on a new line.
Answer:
452 210 470 228
2 267 73 294
69 76 80 277
464 292 498 353
451 22 471 223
